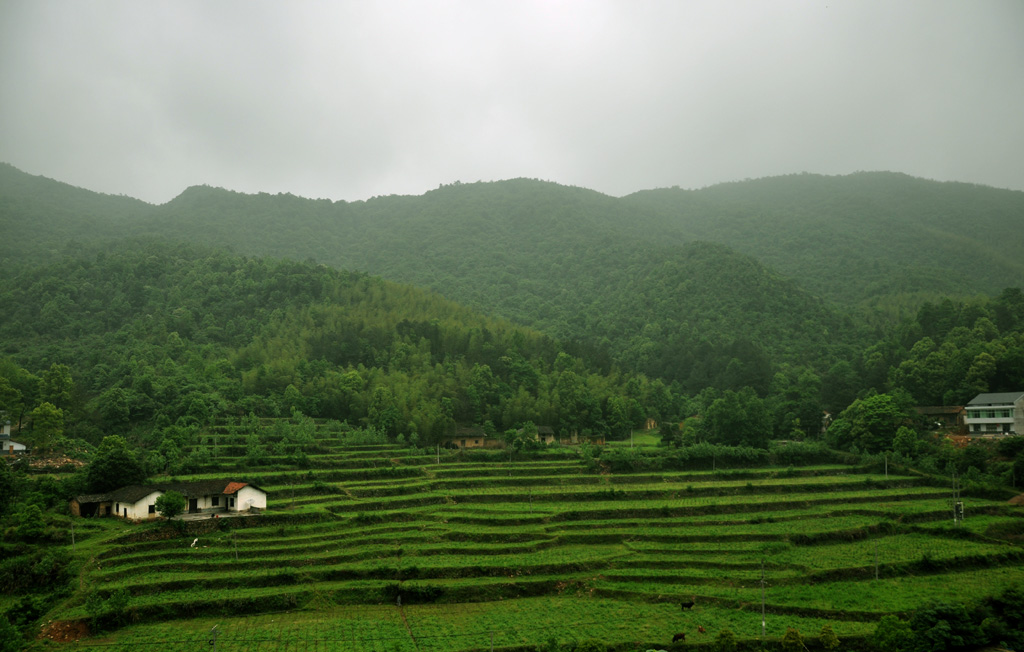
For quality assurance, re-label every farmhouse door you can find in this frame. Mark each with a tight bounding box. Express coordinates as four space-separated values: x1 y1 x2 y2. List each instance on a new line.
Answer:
189 498 198 513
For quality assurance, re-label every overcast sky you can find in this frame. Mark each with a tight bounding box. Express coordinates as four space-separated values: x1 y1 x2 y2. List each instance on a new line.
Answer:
1 1 1022 204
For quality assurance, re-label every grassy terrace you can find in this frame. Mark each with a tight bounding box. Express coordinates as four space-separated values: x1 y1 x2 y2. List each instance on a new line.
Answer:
52 436 1024 652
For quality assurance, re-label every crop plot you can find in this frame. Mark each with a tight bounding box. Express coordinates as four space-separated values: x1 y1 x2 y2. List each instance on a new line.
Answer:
56 436 1023 651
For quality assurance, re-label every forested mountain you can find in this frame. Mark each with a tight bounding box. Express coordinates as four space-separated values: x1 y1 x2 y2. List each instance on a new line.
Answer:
4 241 1024 466
0 244 685 450
5 165 1023 315
3 164 1024 416
625 172 1024 312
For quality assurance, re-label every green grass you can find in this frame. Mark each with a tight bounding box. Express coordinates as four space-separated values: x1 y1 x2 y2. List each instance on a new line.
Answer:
42 442 1024 652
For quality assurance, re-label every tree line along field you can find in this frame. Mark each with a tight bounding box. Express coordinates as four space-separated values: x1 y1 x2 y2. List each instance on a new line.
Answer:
52 422 1024 652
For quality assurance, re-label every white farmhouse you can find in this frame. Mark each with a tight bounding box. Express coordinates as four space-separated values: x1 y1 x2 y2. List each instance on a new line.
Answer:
71 479 267 520
964 392 1024 436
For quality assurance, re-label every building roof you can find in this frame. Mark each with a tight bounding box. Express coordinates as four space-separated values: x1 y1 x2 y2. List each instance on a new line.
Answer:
967 392 1024 406
915 406 964 415
75 479 265 504
108 485 164 503
223 481 248 495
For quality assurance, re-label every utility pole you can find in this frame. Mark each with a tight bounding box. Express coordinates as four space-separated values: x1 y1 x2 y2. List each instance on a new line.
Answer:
952 472 962 526
71 520 75 552
760 560 766 639
874 539 879 580
209 625 218 651
884 454 888 479
436 444 440 465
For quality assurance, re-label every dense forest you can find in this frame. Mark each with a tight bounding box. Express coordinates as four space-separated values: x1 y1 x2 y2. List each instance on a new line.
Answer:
5 165 1024 377
2 162 1024 480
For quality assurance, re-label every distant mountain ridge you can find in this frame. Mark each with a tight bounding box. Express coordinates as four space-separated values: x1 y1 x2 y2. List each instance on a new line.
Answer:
4 164 1021 304
624 172 1024 304
3 163 1021 386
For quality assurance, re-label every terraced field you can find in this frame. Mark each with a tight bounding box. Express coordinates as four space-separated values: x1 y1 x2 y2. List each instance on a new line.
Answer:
55 430 1024 651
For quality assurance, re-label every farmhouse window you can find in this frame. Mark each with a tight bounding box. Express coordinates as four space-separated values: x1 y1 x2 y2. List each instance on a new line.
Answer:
230 498 234 508
212 496 219 507
148 505 155 514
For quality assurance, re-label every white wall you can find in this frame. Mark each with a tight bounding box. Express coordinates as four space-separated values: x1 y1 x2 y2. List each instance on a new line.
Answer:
1 440 26 453
235 486 267 511
116 491 163 520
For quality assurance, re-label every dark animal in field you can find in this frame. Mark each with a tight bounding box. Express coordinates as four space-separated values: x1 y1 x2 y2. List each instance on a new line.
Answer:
698 625 706 634
672 632 686 642
680 598 695 610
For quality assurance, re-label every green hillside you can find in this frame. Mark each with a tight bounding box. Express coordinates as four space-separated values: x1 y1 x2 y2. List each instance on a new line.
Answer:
5 168 1024 651
0 243 688 446
6 165 1023 315
625 172 1024 308
0 167 866 383
27 438 1024 651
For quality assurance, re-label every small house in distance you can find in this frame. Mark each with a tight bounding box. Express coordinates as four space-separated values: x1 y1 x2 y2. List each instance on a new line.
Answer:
536 426 557 445
442 426 503 449
71 479 267 520
964 392 1024 436
0 417 27 455
914 405 966 432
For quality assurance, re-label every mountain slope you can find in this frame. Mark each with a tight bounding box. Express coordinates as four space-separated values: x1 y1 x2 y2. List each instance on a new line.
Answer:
624 172 1024 304
1 242 671 441
4 165 1021 384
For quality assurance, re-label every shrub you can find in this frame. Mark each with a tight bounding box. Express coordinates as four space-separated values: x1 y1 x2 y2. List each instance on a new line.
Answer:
0 616 23 652
155 491 186 519
872 615 912 652
714 628 737 652
819 623 840 651
781 627 804 652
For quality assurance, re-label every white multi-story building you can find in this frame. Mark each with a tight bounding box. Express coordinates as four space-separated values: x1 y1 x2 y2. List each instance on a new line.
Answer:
964 392 1024 436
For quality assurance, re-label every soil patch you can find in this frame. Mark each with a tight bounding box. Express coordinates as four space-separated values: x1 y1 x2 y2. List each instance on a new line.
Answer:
39 619 89 642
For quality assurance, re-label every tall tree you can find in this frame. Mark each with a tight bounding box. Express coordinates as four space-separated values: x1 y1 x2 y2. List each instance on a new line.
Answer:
30 402 63 453
85 435 146 493
827 392 914 454
700 388 771 448
39 363 74 411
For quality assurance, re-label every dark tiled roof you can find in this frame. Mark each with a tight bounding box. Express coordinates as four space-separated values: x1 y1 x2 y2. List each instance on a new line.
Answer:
161 479 238 498
915 406 964 415
109 485 165 503
73 493 113 504
967 392 1024 405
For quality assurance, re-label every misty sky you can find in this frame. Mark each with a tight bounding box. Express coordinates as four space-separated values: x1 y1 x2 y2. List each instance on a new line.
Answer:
1 1 1022 204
